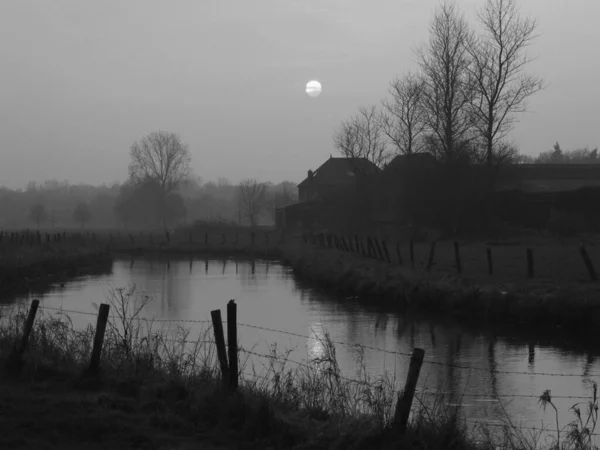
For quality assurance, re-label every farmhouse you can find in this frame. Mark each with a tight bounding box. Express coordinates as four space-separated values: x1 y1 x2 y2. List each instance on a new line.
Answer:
276 154 600 232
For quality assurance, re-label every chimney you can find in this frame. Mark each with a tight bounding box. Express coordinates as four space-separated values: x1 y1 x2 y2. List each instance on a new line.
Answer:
307 169 314 179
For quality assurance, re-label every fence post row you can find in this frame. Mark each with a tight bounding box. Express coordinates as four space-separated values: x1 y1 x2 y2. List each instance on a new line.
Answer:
227 300 238 392
211 309 229 389
393 347 425 435
7 299 40 374
526 248 534 278
453 241 462 274
89 303 110 375
579 244 598 281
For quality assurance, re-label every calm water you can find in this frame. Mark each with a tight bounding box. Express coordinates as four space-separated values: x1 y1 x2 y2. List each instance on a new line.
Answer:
3 257 600 445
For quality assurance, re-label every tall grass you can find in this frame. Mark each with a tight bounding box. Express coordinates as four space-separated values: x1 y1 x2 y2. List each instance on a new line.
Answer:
0 287 598 449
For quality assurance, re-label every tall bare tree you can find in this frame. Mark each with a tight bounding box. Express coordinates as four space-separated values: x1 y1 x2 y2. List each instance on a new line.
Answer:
416 1 475 163
333 105 389 169
128 131 191 194
236 179 267 227
468 0 544 178
380 73 427 156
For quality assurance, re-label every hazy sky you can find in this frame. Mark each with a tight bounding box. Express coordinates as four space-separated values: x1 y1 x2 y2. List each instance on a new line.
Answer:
1 0 598 189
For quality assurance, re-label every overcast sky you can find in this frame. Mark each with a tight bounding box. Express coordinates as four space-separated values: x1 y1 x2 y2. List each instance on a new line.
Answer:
0 0 597 189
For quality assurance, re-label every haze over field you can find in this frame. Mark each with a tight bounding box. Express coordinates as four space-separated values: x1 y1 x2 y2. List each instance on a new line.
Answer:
1 0 598 189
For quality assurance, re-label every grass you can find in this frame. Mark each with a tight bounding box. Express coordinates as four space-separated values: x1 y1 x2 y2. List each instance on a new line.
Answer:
1 285 599 449
279 236 600 336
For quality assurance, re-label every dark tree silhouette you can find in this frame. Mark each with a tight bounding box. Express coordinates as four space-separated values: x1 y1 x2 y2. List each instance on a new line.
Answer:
73 202 92 228
236 179 267 227
128 131 191 194
29 204 47 229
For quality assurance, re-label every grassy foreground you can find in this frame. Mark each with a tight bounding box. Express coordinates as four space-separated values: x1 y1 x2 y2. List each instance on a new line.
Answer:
5 288 596 450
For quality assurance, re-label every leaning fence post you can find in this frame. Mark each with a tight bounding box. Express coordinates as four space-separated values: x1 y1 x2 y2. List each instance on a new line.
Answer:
396 242 403 265
486 247 493 275
454 241 462 274
89 303 110 375
579 244 598 281
227 300 238 392
426 242 436 272
526 248 534 278
393 348 425 435
7 299 40 373
211 309 229 389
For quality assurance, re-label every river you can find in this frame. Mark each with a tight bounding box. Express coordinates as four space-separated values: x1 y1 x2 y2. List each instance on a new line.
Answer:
2 256 599 447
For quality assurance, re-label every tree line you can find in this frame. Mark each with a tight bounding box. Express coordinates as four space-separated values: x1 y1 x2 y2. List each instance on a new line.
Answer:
330 0 549 233
0 131 297 230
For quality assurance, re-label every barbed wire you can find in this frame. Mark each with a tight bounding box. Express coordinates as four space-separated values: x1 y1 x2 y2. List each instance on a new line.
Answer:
8 303 600 379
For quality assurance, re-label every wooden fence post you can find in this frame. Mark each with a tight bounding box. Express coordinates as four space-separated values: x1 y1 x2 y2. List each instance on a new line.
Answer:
7 299 40 373
486 248 493 275
227 300 238 392
204 232 209 245
265 232 270 245
454 241 462 274
374 238 385 261
393 348 425 435
579 244 598 281
426 242 436 272
526 248 534 278
396 242 403 265
381 240 391 263
221 233 226 245
211 309 229 389
251 232 255 246
409 239 415 266
88 303 110 375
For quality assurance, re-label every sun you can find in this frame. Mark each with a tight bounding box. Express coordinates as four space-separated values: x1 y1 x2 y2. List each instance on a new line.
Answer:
305 80 322 98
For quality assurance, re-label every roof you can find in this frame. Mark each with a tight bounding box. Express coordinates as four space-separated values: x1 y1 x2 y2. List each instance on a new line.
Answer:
297 157 381 188
384 152 437 172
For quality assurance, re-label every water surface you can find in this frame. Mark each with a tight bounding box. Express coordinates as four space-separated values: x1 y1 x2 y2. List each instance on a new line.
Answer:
3 257 599 446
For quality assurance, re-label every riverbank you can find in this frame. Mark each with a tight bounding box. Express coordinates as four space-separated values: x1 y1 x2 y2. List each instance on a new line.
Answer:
0 248 113 298
0 303 494 450
280 245 600 337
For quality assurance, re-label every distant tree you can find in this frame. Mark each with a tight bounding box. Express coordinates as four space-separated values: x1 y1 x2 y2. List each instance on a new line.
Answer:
29 204 47 229
534 144 600 164
333 105 389 169
380 72 427 156
73 202 92 228
128 131 192 194
236 179 267 227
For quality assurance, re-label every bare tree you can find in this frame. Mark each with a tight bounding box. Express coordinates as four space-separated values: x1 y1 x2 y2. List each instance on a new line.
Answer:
73 202 92 228
380 73 427 156
128 131 191 194
416 1 475 163
468 0 544 178
236 179 267 227
333 105 389 169
29 204 47 229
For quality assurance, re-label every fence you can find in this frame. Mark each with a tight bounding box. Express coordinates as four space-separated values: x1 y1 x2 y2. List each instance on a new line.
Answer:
301 230 600 282
0 228 290 251
4 299 600 440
